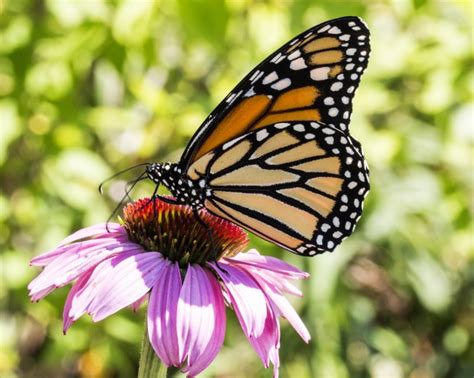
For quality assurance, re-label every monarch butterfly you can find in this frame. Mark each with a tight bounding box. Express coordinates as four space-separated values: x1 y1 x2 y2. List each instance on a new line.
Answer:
144 16 370 256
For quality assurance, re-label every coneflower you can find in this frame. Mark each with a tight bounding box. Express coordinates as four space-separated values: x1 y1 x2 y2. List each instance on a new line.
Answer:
28 198 310 377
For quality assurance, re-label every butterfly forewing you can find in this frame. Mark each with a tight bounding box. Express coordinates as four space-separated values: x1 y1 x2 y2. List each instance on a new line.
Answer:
180 16 370 170
187 121 370 256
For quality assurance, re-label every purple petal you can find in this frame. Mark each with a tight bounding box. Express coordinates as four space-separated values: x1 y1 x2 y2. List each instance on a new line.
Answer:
89 252 164 321
148 261 182 367
31 230 128 267
63 268 93 333
247 304 280 374
250 272 310 343
28 241 143 301
212 262 267 338
59 223 123 246
177 265 226 377
225 250 309 279
62 251 139 325
248 268 304 297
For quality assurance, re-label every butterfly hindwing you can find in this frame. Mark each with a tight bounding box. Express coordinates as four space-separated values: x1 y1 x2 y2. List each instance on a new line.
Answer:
180 16 370 170
186 121 370 256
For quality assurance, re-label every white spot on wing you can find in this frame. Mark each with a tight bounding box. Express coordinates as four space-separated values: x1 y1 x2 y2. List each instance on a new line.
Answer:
316 235 323 245
324 97 334 105
288 50 301 60
271 52 282 63
256 129 269 141
346 48 357 56
321 223 330 232
222 134 247 150
330 82 343 91
323 128 335 135
293 123 305 132
250 71 264 84
271 78 291 90
226 93 237 103
290 58 307 70
275 54 286 64
262 71 278 85
244 87 256 97
311 67 330 81
318 25 331 33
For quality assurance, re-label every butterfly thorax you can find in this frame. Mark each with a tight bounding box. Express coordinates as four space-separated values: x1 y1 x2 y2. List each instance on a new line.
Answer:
146 162 206 209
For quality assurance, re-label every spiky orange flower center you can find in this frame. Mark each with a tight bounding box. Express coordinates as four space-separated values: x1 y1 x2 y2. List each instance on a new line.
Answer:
122 198 248 266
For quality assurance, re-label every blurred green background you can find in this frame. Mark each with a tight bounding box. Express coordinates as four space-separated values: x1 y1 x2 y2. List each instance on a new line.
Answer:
1 0 473 377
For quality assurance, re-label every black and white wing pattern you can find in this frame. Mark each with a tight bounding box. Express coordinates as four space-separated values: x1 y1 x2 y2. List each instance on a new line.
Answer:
180 16 370 170
187 121 370 256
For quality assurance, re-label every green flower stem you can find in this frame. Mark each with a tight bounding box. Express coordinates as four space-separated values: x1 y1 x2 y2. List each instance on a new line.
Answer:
138 325 168 378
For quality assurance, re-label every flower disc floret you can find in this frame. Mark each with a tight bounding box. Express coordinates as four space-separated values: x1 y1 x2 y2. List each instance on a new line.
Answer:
122 197 248 265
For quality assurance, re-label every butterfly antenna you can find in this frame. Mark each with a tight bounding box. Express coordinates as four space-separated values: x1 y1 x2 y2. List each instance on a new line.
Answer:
99 162 150 195
105 171 148 232
124 175 148 201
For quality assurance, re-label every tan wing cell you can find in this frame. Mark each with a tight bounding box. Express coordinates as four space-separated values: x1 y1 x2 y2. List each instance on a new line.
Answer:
205 199 302 249
210 140 252 174
278 187 335 217
292 156 341 174
210 165 299 187
267 140 326 165
303 37 341 53
251 131 300 159
212 191 318 239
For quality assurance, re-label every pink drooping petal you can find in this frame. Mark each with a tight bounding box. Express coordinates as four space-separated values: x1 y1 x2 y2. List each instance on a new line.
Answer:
247 304 280 378
212 262 267 338
58 223 123 246
148 261 182 367
226 249 309 279
30 235 129 267
250 271 310 343
63 268 94 333
28 241 143 301
62 251 140 325
131 294 148 312
177 265 226 377
88 252 164 321
249 268 304 297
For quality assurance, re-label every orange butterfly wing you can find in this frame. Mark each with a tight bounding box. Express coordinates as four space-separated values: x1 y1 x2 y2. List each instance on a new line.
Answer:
179 17 371 256
180 16 370 169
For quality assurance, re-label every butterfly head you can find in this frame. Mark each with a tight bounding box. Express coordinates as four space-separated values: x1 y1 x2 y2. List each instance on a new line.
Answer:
146 162 196 204
146 162 164 184
146 162 180 185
